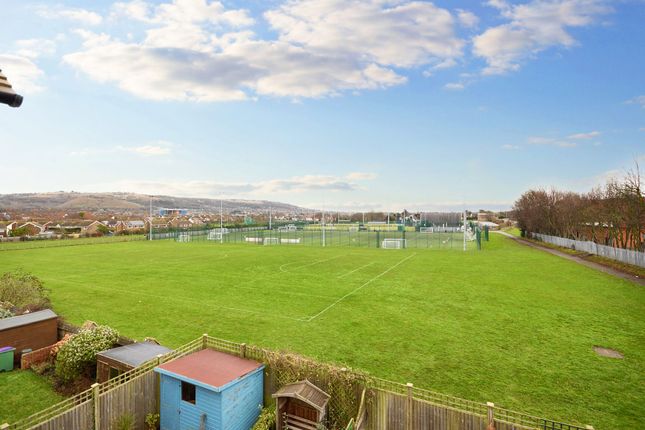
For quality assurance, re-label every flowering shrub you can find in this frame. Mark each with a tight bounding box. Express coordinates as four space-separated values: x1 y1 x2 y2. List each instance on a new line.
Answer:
0 306 14 319
55 325 119 382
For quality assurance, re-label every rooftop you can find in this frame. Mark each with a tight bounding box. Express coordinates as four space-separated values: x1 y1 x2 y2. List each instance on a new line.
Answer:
155 349 263 390
98 342 172 367
0 309 57 332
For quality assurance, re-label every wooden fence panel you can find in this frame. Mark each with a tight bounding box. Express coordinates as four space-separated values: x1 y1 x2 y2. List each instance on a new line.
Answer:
28 401 93 430
97 370 158 430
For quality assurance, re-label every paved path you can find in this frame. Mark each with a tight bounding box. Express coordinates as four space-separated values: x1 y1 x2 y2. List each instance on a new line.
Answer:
495 231 645 286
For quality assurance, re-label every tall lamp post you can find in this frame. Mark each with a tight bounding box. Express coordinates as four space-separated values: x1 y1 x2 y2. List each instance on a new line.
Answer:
0 70 23 107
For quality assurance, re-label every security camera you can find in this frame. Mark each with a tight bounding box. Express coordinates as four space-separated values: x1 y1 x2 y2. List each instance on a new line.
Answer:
0 70 23 108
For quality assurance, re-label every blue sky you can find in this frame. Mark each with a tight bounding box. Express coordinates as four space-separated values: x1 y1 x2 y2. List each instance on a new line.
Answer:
0 0 643 211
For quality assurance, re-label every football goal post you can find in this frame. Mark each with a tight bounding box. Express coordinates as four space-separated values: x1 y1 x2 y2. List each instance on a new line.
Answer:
382 238 406 249
263 237 279 246
176 232 191 242
207 230 222 241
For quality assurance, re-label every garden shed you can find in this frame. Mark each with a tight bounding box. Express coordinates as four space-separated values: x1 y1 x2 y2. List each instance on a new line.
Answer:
96 341 172 382
272 380 330 430
155 349 264 430
0 309 57 365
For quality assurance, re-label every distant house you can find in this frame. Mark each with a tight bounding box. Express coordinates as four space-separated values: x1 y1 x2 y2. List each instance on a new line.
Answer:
125 220 145 230
84 220 108 235
168 217 192 229
18 222 45 236
4 221 17 236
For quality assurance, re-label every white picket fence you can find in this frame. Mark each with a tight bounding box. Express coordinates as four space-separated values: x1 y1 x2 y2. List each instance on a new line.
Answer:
533 233 645 268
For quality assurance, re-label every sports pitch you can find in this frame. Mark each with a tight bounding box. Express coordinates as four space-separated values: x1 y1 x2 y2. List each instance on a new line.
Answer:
1 234 643 428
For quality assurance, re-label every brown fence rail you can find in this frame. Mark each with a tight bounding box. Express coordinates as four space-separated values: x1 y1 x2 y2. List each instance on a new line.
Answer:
5 335 594 430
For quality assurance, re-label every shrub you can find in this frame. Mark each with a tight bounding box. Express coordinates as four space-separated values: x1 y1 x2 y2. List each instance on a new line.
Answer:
0 271 50 310
0 307 14 319
113 414 134 430
252 405 276 430
145 412 160 430
55 325 119 382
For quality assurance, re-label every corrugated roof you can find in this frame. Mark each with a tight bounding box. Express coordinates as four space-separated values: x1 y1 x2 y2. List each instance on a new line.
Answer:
156 349 263 389
0 309 57 331
98 342 172 367
272 380 330 412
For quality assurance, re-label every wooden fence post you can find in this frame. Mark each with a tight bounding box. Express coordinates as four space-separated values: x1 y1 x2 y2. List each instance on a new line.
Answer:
406 383 413 430
92 382 100 430
156 354 163 414
585 426 594 430
202 333 208 349
240 343 247 358
486 402 495 430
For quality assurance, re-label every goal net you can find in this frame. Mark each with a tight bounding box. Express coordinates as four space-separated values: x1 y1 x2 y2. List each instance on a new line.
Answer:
263 237 279 245
207 230 222 241
382 238 406 249
176 232 191 242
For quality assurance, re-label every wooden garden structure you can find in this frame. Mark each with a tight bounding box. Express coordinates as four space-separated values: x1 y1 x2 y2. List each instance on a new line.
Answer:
96 341 171 383
272 380 330 430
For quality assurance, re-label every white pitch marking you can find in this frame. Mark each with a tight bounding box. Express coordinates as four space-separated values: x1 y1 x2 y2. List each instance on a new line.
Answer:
280 254 344 273
307 253 417 322
337 262 376 279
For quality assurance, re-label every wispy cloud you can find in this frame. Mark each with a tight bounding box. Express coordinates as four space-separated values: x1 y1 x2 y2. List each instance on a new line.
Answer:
625 95 645 108
501 144 520 150
527 130 602 148
70 141 174 157
473 0 611 75
89 172 376 197
568 130 601 140
36 5 103 26
444 82 465 91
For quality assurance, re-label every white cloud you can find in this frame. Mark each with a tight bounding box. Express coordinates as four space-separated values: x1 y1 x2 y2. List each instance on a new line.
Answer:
345 172 377 180
0 54 45 93
528 130 602 148
501 144 520 150
568 130 600 139
70 141 174 157
92 173 368 197
625 95 645 108
473 0 611 75
36 6 103 26
63 0 464 101
265 0 463 68
14 39 57 59
528 136 577 148
444 82 465 91
457 9 479 28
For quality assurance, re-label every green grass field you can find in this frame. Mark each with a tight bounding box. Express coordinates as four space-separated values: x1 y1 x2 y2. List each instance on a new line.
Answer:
1 234 643 428
0 371 63 423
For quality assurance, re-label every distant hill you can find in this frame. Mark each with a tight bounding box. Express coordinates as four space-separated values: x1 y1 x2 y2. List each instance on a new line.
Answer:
0 192 311 214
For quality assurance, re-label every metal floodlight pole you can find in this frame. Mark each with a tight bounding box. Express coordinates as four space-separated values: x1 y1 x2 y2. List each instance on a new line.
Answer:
463 210 467 252
149 197 153 241
269 206 272 230
322 204 326 247
220 198 223 244
0 70 23 108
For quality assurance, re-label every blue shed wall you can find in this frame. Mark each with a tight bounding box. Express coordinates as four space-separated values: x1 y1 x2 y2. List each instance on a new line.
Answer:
179 385 221 430
158 366 264 430
221 367 264 430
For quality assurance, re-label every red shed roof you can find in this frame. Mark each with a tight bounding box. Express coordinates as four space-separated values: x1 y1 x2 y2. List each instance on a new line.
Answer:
156 349 262 388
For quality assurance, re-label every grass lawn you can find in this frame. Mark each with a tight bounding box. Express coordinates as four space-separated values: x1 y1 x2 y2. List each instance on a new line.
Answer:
501 226 522 237
0 370 63 423
1 235 643 429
